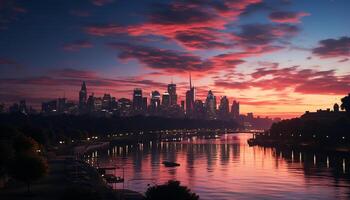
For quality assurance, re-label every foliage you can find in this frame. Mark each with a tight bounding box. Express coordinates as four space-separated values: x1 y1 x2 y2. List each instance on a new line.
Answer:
341 94 350 113
13 135 40 154
61 186 102 200
145 180 199 200
9 153 48 193
0 141 14 178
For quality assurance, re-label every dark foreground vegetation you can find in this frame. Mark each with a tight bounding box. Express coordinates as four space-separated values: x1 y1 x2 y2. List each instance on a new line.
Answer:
0 114 212 199
0 113 239 146
250 94 350 151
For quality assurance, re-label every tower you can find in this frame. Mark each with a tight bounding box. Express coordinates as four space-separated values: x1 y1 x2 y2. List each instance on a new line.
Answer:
205 90 217 119
168 83 177 106
231 100 240 119
185 73 195 116
133 88 143 112
79 81 87 113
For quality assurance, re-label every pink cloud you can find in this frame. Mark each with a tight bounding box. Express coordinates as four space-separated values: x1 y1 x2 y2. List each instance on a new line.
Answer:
312 36 350 58
214 66 350 95
85 0 263 50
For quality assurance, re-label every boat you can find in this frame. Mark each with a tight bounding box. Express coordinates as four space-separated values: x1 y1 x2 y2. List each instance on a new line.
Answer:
247 138 256 146
104 174 124 183
162 161 180 167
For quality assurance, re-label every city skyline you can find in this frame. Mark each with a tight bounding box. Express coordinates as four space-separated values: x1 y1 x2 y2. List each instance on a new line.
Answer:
0 0 350 118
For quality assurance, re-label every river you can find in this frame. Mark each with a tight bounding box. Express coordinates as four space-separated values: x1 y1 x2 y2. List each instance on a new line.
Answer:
86 133 350 200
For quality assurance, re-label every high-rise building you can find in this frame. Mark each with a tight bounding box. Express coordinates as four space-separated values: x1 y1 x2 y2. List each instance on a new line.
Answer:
168 83 177 106
194 100 205 119
142 97 147 112
42 100 57 113
162 92 170 107
79 81 87 113
205 90 217 119
94 97 102 112
150 90 161 113
218 96 229 120
102 94 112 111
19 100 27 114
58 98 67 113
185 73 195 116
118 98 132 117
87 94 95 113
133 88 143 112
180 100 185 111
231 100 240 119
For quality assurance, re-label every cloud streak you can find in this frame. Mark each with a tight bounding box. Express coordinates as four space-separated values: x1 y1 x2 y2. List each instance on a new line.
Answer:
312 36 350 58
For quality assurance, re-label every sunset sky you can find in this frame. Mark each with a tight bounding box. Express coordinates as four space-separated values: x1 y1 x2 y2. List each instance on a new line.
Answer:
0 0 349 118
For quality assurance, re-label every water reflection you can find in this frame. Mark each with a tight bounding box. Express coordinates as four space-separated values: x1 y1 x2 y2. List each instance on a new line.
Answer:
86 133 350 200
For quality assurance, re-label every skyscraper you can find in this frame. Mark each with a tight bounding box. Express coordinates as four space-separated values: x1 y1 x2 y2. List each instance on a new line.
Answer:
19 100 27 114
162 92 170 107
142 97 147 112
185 73 195 116
58 98 67 113
194 100 205 119
150 90 161 113
79 81 87 113
218 96 229 120
133 88 143 112
102 93 112 111
205 90 217 119
168 83 177 106
231 100 240 119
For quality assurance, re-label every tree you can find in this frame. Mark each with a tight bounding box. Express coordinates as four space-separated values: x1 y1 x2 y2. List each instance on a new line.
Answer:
13 135 40 154
145 180 199 200
9 154 48 193
0 142 14 187
341 94 350 114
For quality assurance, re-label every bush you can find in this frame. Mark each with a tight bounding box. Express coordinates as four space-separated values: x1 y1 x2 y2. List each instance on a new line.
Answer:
9 153 48 193
145 180 199 200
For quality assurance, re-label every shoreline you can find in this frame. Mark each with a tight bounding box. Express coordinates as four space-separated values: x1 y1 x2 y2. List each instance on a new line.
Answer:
248 138 350 153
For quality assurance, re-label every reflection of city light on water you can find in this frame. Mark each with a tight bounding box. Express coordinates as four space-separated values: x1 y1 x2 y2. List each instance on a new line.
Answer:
313 154 316 166
327 156 329 168
299 152 302 163
291 151 294 162
343 159 346 174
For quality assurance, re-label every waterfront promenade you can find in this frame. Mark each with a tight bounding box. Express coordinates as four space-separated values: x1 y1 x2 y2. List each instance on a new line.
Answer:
0 157 143 200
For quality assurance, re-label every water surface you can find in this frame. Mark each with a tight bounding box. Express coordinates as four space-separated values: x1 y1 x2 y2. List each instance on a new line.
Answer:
87 133 350 200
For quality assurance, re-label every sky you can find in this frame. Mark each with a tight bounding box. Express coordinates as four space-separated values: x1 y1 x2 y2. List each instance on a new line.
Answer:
0 0 349 119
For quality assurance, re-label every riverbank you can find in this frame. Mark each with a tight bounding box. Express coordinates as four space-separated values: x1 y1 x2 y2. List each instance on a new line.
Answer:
248 137 350 153
0 157 143 200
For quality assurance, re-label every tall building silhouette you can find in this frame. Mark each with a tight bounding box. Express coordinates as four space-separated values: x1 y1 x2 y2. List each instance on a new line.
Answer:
79 81 87 113
102 94 112 111
218 96 229 120
205 90 217 119
186 73 195 116
150 90 161 113
133 88 143 112
168 83 177 106
231 100 240 119
58 98 66 113
162 92 170 107
194 100 205 119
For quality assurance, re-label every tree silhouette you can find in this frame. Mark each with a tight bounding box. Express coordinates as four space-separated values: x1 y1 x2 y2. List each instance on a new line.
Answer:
145 180 199 200
13 135 40 154
341 94 350 114
9 154 48 193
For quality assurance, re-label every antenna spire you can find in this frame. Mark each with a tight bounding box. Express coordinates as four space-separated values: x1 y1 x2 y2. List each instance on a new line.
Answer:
189 72 192 89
